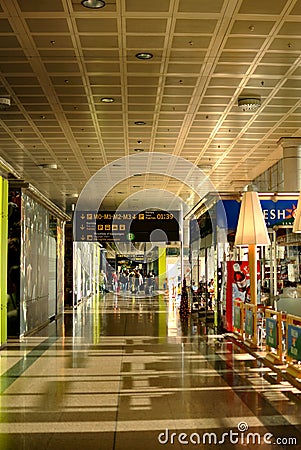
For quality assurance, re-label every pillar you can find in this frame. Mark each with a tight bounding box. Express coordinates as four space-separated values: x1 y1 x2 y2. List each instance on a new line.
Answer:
278 137 301 191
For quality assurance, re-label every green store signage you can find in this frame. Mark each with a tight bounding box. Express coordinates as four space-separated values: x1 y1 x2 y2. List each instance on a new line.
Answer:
245 309 254 336
287 324 301 361
266 318 277 349
234 305 241 330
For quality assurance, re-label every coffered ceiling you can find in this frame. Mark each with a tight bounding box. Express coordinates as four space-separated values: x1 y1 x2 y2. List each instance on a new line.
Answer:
1 0 301 212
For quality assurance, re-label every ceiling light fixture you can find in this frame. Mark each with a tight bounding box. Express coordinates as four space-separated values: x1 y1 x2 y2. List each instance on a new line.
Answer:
65 193 79 198
38 163 58 169
134 121 146 125
134 148 144 152
81 0 105 9
100 97 115 103
135 52 153 60
0 97 11 110
238 97 261 112
197 164 213 170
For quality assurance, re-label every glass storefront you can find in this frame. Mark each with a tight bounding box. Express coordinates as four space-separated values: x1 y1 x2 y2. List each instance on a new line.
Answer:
190 194 301 331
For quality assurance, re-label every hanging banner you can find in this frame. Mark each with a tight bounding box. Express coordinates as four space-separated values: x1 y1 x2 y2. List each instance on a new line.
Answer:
266 318 277 348
287 324 301 361
74 210 179 242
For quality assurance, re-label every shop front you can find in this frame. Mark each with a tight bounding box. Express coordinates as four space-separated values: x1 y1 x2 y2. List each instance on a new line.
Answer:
190 193 301 332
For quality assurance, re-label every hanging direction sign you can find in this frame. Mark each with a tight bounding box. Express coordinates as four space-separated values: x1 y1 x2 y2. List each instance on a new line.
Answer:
74 210 179 242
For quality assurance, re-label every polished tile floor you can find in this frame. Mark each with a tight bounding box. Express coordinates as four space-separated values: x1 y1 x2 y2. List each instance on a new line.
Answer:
1 293 301 449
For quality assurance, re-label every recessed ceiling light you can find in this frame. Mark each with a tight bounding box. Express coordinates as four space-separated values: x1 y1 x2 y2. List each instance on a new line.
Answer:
135 52 153 60
133 173 142 177
38 163 58 169
134 148 144 152
81 0 105 9
134 121 146 125
197 164 213 170
101 97 115 103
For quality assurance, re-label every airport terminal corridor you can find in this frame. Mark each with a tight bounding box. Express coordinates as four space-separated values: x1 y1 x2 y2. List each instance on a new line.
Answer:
0 293 301 450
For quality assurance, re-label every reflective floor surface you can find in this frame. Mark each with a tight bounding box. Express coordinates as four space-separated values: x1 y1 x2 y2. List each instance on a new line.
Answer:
1 293 301 449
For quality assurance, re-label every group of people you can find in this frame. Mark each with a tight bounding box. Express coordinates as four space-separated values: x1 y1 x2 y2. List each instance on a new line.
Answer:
191 277 215 310
99 268 157 295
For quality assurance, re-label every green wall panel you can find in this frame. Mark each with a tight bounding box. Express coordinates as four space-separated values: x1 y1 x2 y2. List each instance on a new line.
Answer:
0 177 8 346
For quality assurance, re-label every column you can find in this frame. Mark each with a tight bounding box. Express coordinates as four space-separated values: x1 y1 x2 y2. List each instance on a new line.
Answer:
278 137 301 191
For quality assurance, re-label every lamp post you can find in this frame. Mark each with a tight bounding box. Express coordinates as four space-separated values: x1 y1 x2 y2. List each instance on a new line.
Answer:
234 189 270 346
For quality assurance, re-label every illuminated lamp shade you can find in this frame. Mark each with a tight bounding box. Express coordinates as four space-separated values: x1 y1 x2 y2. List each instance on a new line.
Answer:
293 191 301 233
235 191 270 246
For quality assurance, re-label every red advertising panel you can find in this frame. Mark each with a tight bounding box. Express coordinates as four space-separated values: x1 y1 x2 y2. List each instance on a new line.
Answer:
226 261 260 331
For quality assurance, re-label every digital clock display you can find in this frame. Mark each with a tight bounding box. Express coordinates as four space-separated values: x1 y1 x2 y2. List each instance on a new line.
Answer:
129 210 179 242
156 213 174 220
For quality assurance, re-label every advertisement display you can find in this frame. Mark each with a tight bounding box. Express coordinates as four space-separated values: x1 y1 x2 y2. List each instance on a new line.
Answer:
226 261 260 331
287 324 301 361
266 318 277 349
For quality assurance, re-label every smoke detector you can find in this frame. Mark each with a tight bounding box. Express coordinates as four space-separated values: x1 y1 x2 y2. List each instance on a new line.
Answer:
0 97 11 110
238 97 261 112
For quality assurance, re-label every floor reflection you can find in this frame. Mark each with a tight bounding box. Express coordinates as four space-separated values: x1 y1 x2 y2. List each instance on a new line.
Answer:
0 292 300 450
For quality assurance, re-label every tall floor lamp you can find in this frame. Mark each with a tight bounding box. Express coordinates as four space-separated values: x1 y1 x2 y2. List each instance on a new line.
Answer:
234 189 270 346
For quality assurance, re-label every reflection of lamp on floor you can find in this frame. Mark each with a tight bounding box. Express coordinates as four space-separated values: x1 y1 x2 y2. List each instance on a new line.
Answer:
235 188 270 346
